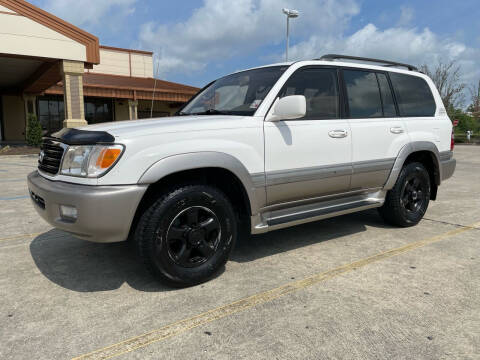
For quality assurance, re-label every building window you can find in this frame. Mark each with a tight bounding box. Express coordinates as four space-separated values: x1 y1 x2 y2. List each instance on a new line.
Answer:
138 110 170 119
37 95 64 135
84 98 114 124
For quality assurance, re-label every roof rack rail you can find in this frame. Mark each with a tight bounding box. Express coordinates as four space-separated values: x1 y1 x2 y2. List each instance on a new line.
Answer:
316 54 418 71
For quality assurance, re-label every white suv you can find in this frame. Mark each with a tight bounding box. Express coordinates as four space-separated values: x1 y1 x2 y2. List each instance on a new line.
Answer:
28 54 456 286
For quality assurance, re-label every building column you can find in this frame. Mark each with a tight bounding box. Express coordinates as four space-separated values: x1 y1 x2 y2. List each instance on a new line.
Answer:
61 60 87 128
128 100 138 120
24 95 37 118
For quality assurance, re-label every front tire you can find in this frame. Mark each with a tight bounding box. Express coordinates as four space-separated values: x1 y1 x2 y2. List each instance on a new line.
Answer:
135 184 237 287
379 162 431 227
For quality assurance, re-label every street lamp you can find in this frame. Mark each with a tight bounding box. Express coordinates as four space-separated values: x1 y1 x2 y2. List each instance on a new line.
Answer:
282 8 299 62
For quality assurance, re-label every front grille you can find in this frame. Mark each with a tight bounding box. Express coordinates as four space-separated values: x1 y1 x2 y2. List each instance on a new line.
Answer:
38 139 65 174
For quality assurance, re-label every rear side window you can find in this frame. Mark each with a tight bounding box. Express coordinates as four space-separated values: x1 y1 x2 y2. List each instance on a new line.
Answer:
343 70 382 118
377 73 397 117
279 68 339 119
389 72 436 116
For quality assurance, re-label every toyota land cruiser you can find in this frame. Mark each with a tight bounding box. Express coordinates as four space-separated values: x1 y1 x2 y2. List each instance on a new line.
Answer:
28 54 456 286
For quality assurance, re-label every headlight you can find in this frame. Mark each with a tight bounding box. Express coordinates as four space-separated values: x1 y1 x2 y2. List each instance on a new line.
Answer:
60 144 124 177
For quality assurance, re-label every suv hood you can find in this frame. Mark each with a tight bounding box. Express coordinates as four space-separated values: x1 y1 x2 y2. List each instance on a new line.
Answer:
79 115 248 138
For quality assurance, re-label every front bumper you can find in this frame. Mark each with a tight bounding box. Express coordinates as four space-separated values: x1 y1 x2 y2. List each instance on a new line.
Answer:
27 171 147 243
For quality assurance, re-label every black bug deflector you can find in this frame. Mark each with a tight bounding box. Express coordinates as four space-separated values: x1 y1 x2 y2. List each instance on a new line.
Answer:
49 128 115 145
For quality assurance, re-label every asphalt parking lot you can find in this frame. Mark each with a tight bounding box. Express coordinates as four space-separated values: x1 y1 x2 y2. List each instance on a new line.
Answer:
0 145 479 360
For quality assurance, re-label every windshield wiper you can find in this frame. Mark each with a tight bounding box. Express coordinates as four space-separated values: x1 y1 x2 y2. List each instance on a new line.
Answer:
190 109 230 116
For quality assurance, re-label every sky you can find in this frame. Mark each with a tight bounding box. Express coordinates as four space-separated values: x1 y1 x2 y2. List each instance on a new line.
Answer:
29 0 480 103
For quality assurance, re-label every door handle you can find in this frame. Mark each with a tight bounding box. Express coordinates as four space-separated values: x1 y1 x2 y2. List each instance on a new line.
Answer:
328 129 348 138
390 127 404 134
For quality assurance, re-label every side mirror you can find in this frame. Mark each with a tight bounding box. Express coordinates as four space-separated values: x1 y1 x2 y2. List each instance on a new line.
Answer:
266 95 306 121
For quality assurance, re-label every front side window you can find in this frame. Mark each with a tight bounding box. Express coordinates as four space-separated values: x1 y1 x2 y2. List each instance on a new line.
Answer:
344 70 382 118
389 72 436 116
279 67 339 119
180 66 288 116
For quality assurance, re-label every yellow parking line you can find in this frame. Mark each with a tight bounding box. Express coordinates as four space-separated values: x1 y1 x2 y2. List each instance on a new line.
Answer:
73 221 480 360
0 232 43 243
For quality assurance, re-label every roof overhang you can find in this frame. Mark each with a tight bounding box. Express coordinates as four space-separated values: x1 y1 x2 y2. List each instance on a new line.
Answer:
0 0 100 64
45 73 200 103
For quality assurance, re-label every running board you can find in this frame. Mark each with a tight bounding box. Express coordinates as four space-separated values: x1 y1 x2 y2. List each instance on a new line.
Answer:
252 191 386 234
267 200 377 226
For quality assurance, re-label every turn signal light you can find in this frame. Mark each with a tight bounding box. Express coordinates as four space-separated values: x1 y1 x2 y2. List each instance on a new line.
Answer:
96 148 122 169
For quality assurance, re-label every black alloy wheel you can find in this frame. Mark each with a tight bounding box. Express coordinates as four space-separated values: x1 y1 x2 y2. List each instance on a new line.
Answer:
135 184 237 287
399 173 427 214
378 162 431 227
165 206 221 268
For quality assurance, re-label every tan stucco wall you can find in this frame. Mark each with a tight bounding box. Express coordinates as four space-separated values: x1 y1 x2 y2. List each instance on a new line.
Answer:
90 49 130 77
89 49 153 78
131 53 154 78
0 13 87 61
114 100 130 121
2 95 25 141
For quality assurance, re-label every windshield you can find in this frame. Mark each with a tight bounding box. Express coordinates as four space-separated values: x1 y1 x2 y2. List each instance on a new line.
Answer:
179 66 288 116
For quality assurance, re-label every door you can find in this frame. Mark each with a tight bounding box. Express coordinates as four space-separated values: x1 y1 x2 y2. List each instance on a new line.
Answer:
342 69 410 190
264 67 352 205
388 72 445 149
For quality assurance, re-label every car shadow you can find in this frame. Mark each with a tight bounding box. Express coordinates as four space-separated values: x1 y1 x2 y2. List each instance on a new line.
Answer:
30 209 392 292
29 230 175 293
231 209 390 262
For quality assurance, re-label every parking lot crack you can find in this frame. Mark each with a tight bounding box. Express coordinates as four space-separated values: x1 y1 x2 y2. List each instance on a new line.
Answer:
423 218 480 230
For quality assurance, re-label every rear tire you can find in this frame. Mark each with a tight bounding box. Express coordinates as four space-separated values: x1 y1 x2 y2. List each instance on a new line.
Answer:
379 162 431 227
134 184 237 287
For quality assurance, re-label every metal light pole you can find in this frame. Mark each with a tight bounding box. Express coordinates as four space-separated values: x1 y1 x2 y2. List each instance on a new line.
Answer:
282 8 299 62
150 57 160 118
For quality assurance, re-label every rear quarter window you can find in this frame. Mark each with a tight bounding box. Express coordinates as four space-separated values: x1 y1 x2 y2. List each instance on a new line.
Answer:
389 72 436 117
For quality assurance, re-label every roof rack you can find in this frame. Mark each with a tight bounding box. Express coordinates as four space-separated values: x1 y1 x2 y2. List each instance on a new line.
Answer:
316 54 418 71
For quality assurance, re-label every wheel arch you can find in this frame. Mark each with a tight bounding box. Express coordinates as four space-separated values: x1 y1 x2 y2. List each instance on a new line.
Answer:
384 142 441 199
129 152 263 239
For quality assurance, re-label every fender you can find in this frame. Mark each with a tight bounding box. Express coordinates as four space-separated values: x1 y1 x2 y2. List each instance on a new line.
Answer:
137 151 265 215
384 141 441 190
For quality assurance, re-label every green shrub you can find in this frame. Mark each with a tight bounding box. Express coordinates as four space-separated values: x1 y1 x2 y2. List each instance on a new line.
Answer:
26 113 42 147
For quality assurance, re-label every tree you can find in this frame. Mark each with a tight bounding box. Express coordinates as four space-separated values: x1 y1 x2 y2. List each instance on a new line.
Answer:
26 113 42 147
419 60 465 117
468 79 480 118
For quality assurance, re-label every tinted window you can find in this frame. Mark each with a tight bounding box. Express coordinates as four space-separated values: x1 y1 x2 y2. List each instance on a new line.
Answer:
377 73 397 117
181 66 288 116
389 72 436 116
344 70 382 118
279 68 339 119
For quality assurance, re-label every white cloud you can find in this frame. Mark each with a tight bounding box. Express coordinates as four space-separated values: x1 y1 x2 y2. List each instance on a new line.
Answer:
286 23 480 87
137 0 479 96
138 0 359 75
42 0 137 28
